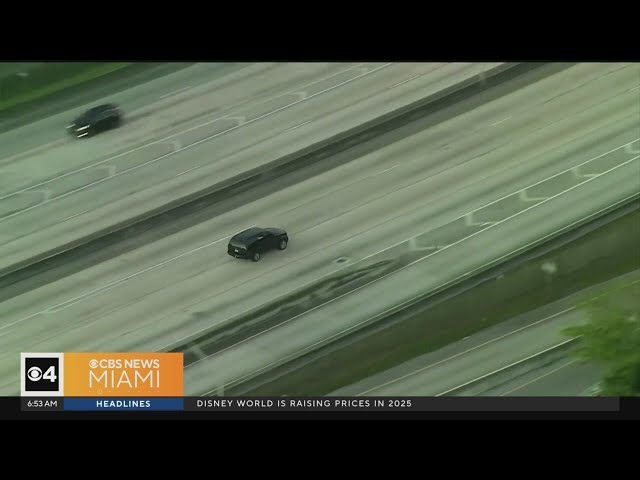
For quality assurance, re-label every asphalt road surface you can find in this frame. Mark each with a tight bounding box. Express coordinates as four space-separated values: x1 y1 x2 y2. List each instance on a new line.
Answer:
0 63 235 158
331 272 639 397
0 63 200 134
0 63 638 396
486 357 602 397
0 62 497 271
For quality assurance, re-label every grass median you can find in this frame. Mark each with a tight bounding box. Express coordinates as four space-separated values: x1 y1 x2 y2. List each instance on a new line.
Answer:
237 205 640 396
0 62 131 111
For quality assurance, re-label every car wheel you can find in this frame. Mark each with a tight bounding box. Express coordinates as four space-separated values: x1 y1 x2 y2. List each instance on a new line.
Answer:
279 238 288 250
252 252 261 262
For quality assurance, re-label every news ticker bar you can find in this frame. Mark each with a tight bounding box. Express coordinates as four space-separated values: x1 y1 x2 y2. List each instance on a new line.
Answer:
20 396 620 412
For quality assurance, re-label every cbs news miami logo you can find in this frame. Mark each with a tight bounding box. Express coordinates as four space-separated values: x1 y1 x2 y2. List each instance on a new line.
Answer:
21 352 183 397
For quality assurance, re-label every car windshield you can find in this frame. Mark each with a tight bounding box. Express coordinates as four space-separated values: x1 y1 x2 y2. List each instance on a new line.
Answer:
229 239 247 249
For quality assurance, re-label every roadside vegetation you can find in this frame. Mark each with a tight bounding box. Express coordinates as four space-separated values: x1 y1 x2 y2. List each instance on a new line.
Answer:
564 279 640 396
0 63 131 112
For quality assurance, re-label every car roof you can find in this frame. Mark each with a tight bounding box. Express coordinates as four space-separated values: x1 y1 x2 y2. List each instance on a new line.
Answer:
230 227 285 243
75 104 117 121
90 103 117 112
231 227 264 242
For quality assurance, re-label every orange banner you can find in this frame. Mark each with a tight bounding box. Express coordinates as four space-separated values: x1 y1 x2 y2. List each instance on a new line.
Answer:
64 352 183 397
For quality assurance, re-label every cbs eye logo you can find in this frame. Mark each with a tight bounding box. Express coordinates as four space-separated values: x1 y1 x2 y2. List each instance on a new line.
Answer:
27 365 57 383
21 353 64 396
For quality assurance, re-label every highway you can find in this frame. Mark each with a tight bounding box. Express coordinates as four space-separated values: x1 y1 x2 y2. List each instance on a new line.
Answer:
0 63 232 158
0 62 638 396
330 272 623 397
486 357 602 397
0 62 497 272
335 308 593 396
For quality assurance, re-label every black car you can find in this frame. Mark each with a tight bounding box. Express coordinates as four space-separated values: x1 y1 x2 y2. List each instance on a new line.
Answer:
67 103 122 138
228 227 288 262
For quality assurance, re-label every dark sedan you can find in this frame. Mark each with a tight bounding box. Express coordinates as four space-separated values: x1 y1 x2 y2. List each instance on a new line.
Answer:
67 103 122 138
228 227 289 262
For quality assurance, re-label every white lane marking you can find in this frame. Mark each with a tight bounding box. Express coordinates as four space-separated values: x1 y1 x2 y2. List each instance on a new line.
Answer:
61 210 88 222
407 238 451 251
1 161 402 333
0 63 380 204
292 64 364 95
356 314 576 395
4 141 635 337
388 75 420 89
195 162 639 384
499 359 577 397
170 143 639 361
465 212 496 227
461 140 639 220
518 190 548 202
375 165 399 176
435 338 576 396
0 63 393 223
580 383 602 396
175 166 199 177
283 120 311 134
490 116 512 126
0 226 255 331
0 64 366 166
159 86 192 99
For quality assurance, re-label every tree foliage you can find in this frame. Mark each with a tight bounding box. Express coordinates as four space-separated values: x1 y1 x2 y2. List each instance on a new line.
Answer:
563 280 640 396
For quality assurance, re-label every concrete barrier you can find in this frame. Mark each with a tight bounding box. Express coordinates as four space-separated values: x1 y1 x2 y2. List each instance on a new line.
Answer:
0 62 535 279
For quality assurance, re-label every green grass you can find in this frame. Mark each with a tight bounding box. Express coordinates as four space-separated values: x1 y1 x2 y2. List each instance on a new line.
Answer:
0 62 132 111
0 63 40 77
239 207 640 396
575 277 640 310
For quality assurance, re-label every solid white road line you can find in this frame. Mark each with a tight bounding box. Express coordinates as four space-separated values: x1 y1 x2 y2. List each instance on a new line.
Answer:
175 166 199 177
0 63 383 203
435 338 576 396
159 86 192 99
490 116 511 126
389 75 421 89
61 210 88 222
0 226 256 332
198 189 638 391
499 359 577 396
0 64 393 223
356 310 576 395
3 143 636 345
375 165 399 176
283 120 311 133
